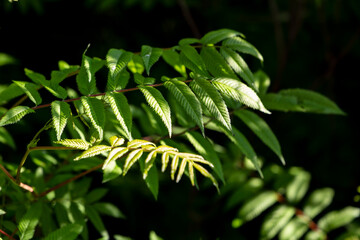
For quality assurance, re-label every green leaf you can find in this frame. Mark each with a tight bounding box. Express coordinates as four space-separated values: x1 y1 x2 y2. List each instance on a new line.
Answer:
180 45 209 77
85 205 109 239
178 38 200 46
185 131 224 183
139 85 172 137
54 138 91 150
162 49 187 77
200 46 237 78
260 205 296 240
92 202 125 219
0 52 17 66
25 68 67 99
102 158 122 183
318 207 360 233
286 167 311 204
51 101 71 141
103 147 128 170
212 78 270 114
139 156 159 199
223 36 263 62
106 48 133 91
76 48 105 95
127 54 144 74
200 28 243 45
0 127 16 149
141 45 163 75
43 223 83 240
106 92 132 140
279 217 309 240
192 162 219 191
237 191 278 223
13 81 42 105
149 231 164 240
143 150 158 179
164 79 204 134
0 83 24 104
81 97 105 140
303 188 334 219
220 47 256 89
234 109 284 164
190 77 232 132
304 230 326 240
262 89 345 115
50 68 78 87
85 188 108 204
123 149 143 175
18 201 43 240
74 145 112 161
254 70 271 95
0 106 35 127
127 139 156 149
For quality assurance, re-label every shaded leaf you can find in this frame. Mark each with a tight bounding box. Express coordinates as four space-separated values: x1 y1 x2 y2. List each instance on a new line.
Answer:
200 46 237 78
303 188 334 219
18 201 43 240
106 49 133 91
92 202 125 219
162 49 187 77
43 223 83 240
0 127 16 149
13 81 42 105
127 54 144 74
235 109 283 164
318 207 360 233
180 45 209 77
85 205 109 239
85 188 108 204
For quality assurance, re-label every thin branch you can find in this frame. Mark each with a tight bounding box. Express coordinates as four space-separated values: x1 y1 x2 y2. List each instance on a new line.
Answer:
0 163 34 193
0 228 15 240
177 0 201 38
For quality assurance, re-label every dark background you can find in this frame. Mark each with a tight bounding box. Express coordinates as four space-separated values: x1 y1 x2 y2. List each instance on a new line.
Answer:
1 0 359 239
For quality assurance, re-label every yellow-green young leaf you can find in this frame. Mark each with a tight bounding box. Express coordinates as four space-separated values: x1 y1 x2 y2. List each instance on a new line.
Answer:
109 136 125 147
235 109 284 164
185 131 224 183
106 48 133 91
162 49 187 77
200 28 244 45
141 45 163 75
260 205 296 240
123 149 143 175
102 147 128 170
176 159 188 183
286 167 311 204
223 36 263 62
155 145 178 154
192 162 219 191
237 191 278 223
127 139 156 149
170 154 180 180
54 139 91 150
161 152 171 172
220 47 256 89
318 207 360 233
188 161 195 186
139 86 172 137
212 78 270 114
180 45 210 77
263 88 346 115
0 106 35 127
106 92 132 140
81 97 105 140
190 77 232 132
18 201 43 240
74 145 111 161
51 101 71 141
13 81 42 105
164 79 204 135
200 46 238 78
43 223 83 240
303 188 334 219
143 150 157 179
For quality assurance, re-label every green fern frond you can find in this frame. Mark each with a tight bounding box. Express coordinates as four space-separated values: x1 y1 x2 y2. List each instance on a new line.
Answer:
0 106 35 127
139 85 172 137
164 78 204 135
190 77 232 132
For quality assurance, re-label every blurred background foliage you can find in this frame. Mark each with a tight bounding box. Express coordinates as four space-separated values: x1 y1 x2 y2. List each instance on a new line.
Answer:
1 0 359 239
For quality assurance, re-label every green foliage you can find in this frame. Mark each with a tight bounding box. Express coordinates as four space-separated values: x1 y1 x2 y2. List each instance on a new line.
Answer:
0 28 356 239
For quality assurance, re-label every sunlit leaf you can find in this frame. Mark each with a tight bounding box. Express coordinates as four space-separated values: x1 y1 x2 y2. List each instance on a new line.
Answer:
303 188 334 218
318 207 360 233
0 106 35 127
74 145 111 161
286 167 311 204
201 28 244 45
51 101 71 141
43 223 83 240
106 48 133 91
18 202 43 240
141 45 163 75
180 45 209 77
81 97 105 140
54 138 91 150
162 49 187 77
223 36 263 62
123 149 143 175
13 81 42 105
